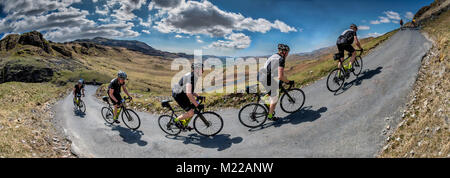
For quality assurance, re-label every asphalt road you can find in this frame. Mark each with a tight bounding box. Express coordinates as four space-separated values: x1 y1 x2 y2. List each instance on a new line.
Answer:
54 30 431 157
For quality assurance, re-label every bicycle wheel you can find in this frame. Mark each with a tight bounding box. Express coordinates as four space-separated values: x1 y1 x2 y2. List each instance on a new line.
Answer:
101 107 114 124
193 112 223 137
280 88 306 113
78 100 86 113
158 115 181 136
122 109 141 130
238 103 268 128
352 56 363 76
326 68 345 92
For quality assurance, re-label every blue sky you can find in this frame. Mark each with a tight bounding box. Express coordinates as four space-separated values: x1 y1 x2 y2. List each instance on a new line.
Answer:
0 0 433 57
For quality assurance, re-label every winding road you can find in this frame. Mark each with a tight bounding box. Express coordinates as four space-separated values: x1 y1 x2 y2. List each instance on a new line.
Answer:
53 30 432 157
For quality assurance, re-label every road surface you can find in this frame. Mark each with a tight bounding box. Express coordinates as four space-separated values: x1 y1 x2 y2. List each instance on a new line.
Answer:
53 30 431 157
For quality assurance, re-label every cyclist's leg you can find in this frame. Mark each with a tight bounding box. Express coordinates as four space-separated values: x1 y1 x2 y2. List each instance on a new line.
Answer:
110 94 122 120
337 44 345 69
267 78 280 119
173 92 195 124
345 45 356 68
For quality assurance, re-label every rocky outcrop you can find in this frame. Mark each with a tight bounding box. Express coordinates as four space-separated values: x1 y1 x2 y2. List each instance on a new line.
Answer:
18 31 52 54
51 44 72 57
0 34 20 51
0 61 54 83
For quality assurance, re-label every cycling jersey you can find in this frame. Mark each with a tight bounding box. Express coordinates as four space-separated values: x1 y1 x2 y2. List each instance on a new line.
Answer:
172 72 198 94
172 72 198 111
258 53 285 96
108 78 124 105
261 53 286 79
74 84 84 95
337 29 357 45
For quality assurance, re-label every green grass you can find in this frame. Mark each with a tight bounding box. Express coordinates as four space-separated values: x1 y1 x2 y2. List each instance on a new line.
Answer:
52 69 112 86
0 82 72 157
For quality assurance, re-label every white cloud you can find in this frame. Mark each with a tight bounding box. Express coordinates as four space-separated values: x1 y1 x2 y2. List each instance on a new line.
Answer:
151 0 296 49
139 16 152 27
358 25 370 30
149 0 183 10
95 5 109 15
197 39 204 43
175 34 183 38
107 0 147 22
384 11 401 20
366 32 383 38
0 0 140 42
142 30 151 34
405 12 414 20
371 16 391 24
208 33 251 49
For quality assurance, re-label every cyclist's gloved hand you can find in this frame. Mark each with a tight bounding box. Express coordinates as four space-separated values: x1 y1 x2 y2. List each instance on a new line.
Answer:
197 96 205 101
128 96 133 101
196 104 204 111
288 80 295 85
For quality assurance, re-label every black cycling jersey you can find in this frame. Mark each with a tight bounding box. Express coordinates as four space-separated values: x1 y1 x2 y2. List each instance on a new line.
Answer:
337 29 357 45
108 78 123 96
74 84 84 95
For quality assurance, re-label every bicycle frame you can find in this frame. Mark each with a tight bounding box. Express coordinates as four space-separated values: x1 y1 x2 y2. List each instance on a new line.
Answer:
247 81 294 104
334 50 363 76
162 97 209 128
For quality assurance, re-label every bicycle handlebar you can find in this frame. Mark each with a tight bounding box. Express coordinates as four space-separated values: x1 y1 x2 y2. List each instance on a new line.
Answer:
197 96 205 104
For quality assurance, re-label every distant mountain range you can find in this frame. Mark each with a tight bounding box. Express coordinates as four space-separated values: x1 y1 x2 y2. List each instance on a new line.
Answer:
73 37 195 59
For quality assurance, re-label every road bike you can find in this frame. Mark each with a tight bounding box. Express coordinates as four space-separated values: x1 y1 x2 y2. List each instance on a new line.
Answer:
158 97 224 137
326 50 363 92
101 96 141 130
73 94 86 113
238 81 306 128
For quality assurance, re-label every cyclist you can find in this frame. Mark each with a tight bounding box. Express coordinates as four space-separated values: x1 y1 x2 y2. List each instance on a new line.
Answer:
412 18 416 28
108 71 132 124
73 79 85 106
336 24 363 73
172 63 205 130
400 19 404 30
258 44 294 121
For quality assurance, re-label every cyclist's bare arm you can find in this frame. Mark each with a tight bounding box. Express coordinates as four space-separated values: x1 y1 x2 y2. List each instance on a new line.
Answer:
122 85 131 98
82 88 85 96
278 67 290 83
186 83 199 107
73 88 76 96
109 88 118 103
354 36 362 50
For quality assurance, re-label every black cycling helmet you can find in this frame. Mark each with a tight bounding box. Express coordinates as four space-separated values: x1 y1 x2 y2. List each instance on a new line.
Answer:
118 70 127 79
278 44 290 52
350 24 358 30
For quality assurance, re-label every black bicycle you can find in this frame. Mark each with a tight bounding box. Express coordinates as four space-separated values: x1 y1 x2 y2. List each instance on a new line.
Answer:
73 94 86 113
158 97 224 137
326 49 363 92
101 96 141 130
238 81 306 128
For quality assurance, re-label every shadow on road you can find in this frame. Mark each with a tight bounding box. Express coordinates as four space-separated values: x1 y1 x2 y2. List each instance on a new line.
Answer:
334 66 383 96
111 125 148 146
73 108 86 118
249 106 327 132
166 134 243 151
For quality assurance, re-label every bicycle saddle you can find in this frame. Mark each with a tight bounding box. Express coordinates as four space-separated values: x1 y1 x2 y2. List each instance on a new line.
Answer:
161 100 172 108
102 96 109 102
